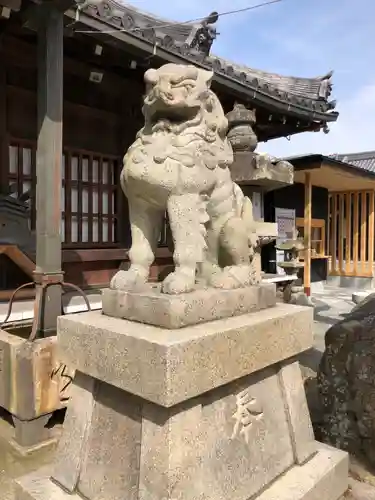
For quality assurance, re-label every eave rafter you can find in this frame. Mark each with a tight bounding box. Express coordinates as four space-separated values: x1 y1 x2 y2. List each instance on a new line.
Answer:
0 0 21 18
6 0 339 135
62 0 338 124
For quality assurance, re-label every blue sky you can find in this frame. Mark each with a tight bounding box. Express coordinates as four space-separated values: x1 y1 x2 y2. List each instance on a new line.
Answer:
127 0 375 157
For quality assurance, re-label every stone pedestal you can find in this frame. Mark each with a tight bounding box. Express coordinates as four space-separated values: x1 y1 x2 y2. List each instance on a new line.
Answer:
102 282 276 328
15 295 348 500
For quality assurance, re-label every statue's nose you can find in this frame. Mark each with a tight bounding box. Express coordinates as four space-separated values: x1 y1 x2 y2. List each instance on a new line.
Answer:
158 78 173 100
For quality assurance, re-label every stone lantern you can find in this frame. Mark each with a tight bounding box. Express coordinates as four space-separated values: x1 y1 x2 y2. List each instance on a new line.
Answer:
276 229 312 305
226 103 258 153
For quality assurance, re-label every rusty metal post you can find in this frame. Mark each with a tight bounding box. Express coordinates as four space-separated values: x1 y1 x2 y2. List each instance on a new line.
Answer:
35 7 64 336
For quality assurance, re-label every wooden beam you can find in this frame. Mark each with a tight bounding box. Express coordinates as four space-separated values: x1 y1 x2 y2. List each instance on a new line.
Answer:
0 0 21 10
22 0 75 30
338 194 344 273
304 172 312 296
0 64 9 193
34 7 64 336
327 194 331 270
331 194 338 274
353 192 359 275
1 34 141 98
345 193 352 273
360 192 367 274
369 191 375 272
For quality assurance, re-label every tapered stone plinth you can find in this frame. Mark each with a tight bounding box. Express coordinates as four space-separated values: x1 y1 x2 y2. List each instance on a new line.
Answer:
15 300 348 500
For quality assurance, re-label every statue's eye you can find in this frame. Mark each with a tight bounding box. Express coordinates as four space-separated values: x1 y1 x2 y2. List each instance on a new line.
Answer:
173 79 196 90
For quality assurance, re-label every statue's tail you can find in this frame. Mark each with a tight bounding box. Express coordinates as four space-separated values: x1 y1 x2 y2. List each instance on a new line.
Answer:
232 183 254 224
232 183 258 250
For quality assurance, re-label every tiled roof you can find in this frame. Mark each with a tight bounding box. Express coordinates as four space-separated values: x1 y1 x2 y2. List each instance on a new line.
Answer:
332 152 375 173
73 0 338 121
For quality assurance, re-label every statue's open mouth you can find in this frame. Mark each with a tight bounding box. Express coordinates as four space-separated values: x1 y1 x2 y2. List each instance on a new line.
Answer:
150 106 199 126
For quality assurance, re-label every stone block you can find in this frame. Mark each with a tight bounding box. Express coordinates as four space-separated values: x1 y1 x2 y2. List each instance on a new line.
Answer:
102 283 276 328
0 324 75 454
278 360 316 464
137 365 295 500
52 371 96 492
16 300 348 500
15 444 348 500
0 326 74 420
256 443 348 500
231 151 294 189
57 303 314 407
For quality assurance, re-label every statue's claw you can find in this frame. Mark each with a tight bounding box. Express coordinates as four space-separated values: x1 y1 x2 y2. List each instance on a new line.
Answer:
161 270 196 295
110 267 148 291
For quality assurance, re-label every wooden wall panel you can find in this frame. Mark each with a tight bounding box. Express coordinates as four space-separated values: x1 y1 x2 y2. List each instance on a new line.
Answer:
360 192 367 274
329 190 375 277
63 256 174 289
0 65 9 192
353 192 359 275
369 191 375 271
345 193 352 273
338 194 344 273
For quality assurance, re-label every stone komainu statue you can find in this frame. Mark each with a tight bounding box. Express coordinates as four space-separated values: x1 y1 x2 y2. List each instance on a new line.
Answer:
111 63 260 294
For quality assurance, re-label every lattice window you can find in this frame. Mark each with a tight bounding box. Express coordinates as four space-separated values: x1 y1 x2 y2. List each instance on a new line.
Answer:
9 141 36 229
296 217 326 259
8 140 121 247
63 152 119 246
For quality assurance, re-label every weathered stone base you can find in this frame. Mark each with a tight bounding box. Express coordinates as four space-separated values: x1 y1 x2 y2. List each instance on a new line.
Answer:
0 407 58 457
14 444 348 500
6 433 57 457
7 413 57 456
15 304 348 499
102 282 276 328
57 304 312 406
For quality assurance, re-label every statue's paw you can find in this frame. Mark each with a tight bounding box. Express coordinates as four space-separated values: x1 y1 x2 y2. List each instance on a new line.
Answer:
210 265 258 289
110 268 148 291
161 271 195 295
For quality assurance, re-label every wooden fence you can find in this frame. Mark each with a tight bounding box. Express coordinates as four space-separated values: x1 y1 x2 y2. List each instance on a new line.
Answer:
328 191 375 277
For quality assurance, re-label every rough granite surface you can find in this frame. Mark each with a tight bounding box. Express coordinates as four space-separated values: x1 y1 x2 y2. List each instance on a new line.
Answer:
15 445 348 500
318 294 375 467
57 304 314 407
102 282 276 328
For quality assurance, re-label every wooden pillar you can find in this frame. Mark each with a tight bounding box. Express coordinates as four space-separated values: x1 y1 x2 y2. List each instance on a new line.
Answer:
34 8 64 336
304 172 312 296
0 64 9 193
117 96 136 248
369 191 375 272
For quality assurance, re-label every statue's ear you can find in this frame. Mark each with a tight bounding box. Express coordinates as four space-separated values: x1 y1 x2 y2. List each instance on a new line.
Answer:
144 68 158 84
